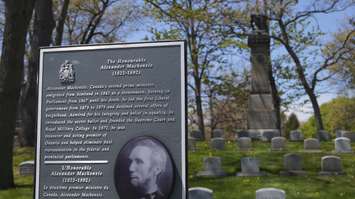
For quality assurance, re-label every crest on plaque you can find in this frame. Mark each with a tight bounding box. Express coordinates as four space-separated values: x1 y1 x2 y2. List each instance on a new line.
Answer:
59 60 75 84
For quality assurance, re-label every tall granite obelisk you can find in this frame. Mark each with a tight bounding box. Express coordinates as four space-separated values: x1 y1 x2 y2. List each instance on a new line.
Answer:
247 15 280 140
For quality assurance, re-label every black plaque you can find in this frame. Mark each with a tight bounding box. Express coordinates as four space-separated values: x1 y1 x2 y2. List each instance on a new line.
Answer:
35 41 186 199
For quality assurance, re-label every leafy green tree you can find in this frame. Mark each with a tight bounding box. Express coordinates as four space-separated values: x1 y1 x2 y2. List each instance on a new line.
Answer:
284 113 300 137
145 0 232 139
301 97 355 137
204 69 250 133
224 0 354 136
326 26 355 90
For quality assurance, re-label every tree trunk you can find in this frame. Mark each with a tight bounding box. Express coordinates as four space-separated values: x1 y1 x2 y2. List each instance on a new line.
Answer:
307 88 324 131
269 66 281 131
284 46 325 132
208 89 215 132
0 0 35 189
54 0 69 46
22 0 55 146
278 20 325 134
194 75 205 139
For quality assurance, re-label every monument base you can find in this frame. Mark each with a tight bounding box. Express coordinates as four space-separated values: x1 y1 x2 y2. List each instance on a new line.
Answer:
302 150 322 153
236 172 266 177
197 170 226 177
247 129 280 141
280 170 307 176
319 171 345 176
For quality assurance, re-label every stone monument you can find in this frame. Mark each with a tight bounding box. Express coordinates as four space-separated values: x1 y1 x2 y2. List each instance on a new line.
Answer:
247 15 280 138
304 138 321 151
237 137 252 151
256 188 286 199
210 138 225 150
19 160 35 176
280 153 306 176
189 187 213 199
197 157 226 177
236 157 265 176
334 137 352 153
319 156 344 175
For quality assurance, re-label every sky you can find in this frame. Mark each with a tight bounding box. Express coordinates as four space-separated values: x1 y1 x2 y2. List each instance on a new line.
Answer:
124 1 354 122
286 2 355 122
0 1 353 122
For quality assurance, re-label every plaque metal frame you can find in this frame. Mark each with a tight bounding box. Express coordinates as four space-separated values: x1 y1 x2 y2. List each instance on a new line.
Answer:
35 41 187 199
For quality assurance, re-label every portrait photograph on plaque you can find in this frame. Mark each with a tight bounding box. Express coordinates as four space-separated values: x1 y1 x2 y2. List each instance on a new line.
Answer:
114 136 174 199
34 41 186 199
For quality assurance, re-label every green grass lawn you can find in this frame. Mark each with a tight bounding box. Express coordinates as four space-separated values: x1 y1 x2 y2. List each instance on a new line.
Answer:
0 147 34 199
188 140 355 199
1 141 355 199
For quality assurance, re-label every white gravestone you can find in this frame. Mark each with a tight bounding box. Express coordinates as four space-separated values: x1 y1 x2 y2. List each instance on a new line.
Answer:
189 187 213 199
197 157 226 177
334 137 352 153
319 155 344 175
256 188 286 199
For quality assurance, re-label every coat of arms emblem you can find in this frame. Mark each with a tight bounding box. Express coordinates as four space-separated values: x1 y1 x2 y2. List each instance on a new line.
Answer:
59 60 75 84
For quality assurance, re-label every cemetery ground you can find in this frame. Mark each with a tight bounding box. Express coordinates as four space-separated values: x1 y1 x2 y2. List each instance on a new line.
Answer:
189 141 355 199
1 141 355 199
0 147 34 199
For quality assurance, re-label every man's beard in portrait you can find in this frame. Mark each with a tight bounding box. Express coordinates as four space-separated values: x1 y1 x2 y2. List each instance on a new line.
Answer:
130 167 156 192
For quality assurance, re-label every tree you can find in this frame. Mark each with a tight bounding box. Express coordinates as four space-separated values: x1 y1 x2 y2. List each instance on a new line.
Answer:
301 97 355 137
284 112 300 136
0 0 35 189
326 26 355 90
223 0 354 136
21 0 56 146
206 70 250 136
65 0 139 44
0 1 4 42
18 0 140 146
145 0 230 139
54 0 70 45
266 0 354 134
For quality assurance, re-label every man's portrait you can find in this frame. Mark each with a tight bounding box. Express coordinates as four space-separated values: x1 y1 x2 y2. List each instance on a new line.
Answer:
115 136 174 199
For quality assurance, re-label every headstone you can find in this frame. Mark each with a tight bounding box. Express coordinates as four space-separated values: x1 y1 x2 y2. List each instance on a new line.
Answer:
189 187 213 199
236 130 249 138
335 130 342 138
317 130 331 141
190 130 204 140
319 155 344 175
237 137 252 151
342 131 355 142
197 157 226 177
271 137 286 151
248 130 262 140
280 153 306 176
13 135 20 149
334 137 352 153
188 137 197 151
237 157 265 176
304 138 321 151
212 129 224 138
210 138 225 150
289 130 304 141
260 130 279 142
19 160 35 176
256 188 286 199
